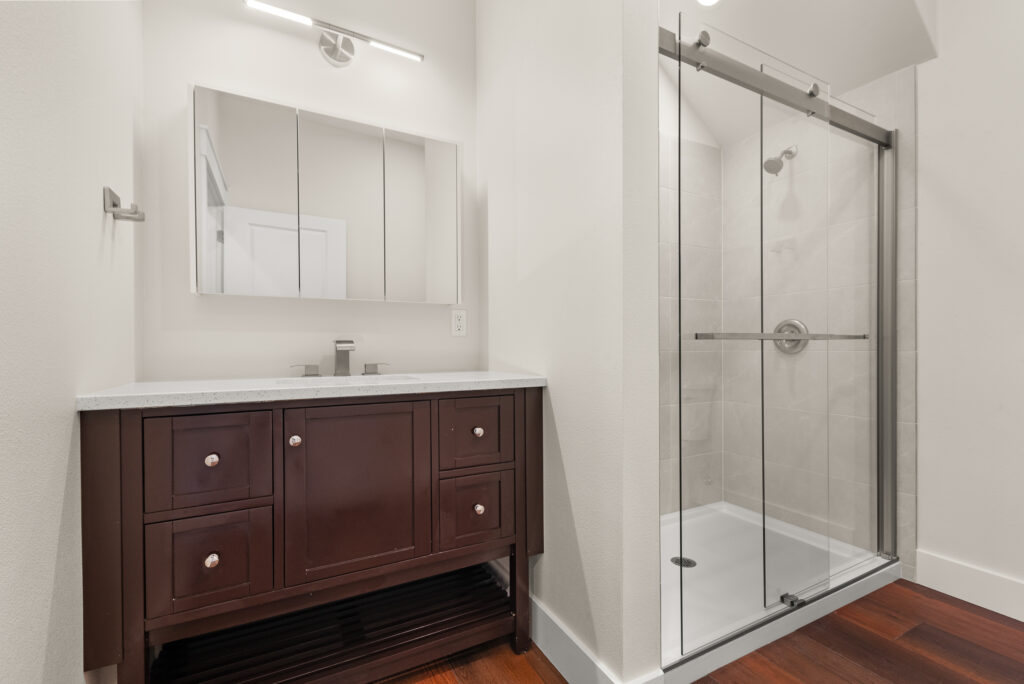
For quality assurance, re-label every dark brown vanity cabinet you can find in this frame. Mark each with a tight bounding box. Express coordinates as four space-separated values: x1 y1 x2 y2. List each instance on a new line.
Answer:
80 387 543 684
283 402 432 585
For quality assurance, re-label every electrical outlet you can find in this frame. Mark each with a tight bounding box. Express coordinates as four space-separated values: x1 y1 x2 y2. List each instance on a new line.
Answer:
451 309 467 337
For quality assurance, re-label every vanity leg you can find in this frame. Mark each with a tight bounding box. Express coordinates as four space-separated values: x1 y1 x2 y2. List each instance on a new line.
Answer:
117 646 146 684
119 410 148 684
512 541 532 653
512 390 532 653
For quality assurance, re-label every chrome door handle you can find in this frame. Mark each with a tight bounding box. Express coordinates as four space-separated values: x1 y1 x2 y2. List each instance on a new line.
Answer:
694 332 868 341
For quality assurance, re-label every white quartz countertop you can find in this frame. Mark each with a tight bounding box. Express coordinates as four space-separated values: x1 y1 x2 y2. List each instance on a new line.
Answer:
76 371 547 411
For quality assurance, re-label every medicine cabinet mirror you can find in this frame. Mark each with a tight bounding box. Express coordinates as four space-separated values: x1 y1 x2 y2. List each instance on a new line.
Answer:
193 86 459 304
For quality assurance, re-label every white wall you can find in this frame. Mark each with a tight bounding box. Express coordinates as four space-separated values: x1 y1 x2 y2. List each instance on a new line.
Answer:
478 0 661 680
298 115 385 300
917 0 1024 619
0 2 140 682
137 0 480 380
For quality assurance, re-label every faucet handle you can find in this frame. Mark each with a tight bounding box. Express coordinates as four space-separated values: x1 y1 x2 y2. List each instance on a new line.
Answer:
290 364 321 377
335 339 356 351
363 362 389 376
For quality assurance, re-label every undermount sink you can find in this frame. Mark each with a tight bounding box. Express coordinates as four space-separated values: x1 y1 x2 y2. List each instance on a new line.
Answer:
273 375 418 386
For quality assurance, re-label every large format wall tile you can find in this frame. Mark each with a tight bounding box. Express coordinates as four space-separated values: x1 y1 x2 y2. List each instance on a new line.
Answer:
660 131 724 515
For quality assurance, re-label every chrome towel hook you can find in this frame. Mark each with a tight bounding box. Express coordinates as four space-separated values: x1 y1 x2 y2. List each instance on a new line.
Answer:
103 187 145 222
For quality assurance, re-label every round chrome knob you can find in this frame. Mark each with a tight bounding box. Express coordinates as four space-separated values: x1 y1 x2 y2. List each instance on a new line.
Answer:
204 453 220 468
474 504 486 516
204 553 220 569
289 435 303 447
472 427 485 438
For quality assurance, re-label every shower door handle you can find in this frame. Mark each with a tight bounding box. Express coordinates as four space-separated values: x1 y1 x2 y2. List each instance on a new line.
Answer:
693 332 868 340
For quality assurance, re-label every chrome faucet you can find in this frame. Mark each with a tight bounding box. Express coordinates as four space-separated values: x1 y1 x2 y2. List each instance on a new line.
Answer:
334 339 356 376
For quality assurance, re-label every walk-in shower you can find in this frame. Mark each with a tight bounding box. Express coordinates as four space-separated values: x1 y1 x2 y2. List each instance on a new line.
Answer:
658 12 901 672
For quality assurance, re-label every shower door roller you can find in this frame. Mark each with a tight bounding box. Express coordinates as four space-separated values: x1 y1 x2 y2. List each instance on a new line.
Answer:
773 319 809 355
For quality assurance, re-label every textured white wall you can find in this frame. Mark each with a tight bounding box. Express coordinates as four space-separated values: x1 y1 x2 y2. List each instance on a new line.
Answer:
137 0 481 380
917 0 1024 619
478 0 662 680
0 2 140 682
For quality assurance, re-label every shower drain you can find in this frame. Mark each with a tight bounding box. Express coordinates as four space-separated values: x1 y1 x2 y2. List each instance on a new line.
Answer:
671 557 697 568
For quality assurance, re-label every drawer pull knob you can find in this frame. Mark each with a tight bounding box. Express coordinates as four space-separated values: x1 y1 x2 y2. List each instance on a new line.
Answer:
204 553 220 569
204 453 220 468
472 427 485 438
289 435 303 447
474 504 486 516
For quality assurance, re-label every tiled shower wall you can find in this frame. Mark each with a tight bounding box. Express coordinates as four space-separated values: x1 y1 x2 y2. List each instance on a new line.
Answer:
659 130 724 515
719 112 879 553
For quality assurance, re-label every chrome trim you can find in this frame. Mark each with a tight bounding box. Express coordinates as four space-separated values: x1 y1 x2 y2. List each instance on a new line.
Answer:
694 332 868 341
878 135 899 557
103 186 146 222
658 27 892 148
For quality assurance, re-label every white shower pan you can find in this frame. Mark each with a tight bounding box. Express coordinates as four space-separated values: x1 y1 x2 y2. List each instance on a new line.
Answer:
661 501 892 666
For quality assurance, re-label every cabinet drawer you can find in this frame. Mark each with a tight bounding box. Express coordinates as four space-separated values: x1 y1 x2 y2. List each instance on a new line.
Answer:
144 412 272 512
439 471 514 550
145 507 273 618
438 395 514 470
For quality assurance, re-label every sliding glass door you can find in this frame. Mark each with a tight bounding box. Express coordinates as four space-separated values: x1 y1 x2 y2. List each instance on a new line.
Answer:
661 12 890 664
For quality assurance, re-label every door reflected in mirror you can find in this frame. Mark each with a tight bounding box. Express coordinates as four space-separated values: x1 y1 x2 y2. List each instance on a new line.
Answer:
194 87 299 298
193 86 459 304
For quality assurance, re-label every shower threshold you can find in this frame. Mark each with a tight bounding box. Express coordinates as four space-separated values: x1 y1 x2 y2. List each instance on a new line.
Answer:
661 501 893 667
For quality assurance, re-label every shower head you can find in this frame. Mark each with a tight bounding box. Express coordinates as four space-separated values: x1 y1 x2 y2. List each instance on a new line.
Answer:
763 145 798 176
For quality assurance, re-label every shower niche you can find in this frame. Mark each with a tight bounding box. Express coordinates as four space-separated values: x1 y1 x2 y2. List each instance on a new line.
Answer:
193 86 459 304
658 12 903 668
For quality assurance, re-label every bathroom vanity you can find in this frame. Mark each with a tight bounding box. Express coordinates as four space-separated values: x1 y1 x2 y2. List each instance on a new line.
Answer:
78 372 545 683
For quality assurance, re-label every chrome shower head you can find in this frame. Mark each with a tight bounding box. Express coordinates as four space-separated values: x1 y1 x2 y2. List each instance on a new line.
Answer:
763 145 798 176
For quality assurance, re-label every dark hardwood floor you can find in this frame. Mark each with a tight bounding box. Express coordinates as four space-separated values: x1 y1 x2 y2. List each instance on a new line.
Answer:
381 579 1024 683
700 579 1024 683
380 638 567 684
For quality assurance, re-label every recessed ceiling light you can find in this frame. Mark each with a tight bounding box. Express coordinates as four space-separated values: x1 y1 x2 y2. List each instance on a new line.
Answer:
697 0 720 6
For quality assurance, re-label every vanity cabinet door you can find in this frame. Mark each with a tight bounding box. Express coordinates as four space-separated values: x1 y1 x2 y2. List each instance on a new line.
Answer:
283 402 431 586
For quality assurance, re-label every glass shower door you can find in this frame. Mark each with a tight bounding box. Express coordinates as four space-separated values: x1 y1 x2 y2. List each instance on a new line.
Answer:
759 67 833 607
666 12 885 664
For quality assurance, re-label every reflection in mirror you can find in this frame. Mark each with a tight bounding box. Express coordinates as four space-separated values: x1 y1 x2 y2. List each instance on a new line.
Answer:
297 112 385 301
194 87 299 297
384 131 458 303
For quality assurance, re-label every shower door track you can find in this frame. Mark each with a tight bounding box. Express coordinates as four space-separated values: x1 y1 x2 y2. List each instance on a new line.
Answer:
664 558 900 670
658 27 892 148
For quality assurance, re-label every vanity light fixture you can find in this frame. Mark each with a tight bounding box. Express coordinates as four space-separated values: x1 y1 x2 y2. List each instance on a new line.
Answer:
697 0 721 6
244 0 425 65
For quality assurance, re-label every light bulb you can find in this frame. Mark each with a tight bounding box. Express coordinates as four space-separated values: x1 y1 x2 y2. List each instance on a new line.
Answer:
245 0 313 27
368 40 424 62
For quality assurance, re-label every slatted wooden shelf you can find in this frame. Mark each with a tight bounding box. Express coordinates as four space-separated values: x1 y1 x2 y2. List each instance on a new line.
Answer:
150 565 512 683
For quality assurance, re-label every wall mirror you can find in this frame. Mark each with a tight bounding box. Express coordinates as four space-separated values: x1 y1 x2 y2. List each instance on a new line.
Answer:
193 86 459 303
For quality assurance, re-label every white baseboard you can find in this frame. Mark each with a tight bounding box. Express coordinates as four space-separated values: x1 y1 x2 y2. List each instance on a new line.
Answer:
530 595 664 684
917 549 1024 622
529 563 900 684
